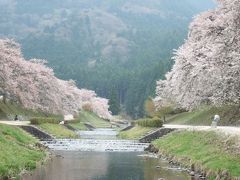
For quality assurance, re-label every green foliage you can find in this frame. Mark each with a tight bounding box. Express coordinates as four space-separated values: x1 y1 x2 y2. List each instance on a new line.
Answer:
0 124 45 178
137 117 163 127
155 106 174 117
144 97 156 118
118 126 155 140
82 103 93 112
30 117 60 125
109 89 120 115
153 131 240 178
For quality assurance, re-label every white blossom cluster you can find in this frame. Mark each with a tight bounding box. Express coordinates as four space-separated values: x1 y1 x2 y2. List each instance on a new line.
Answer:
0 39 112 119
155 0 240 110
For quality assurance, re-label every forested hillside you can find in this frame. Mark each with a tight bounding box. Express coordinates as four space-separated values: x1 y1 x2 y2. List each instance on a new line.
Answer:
155 0 240 111
0 0 215 118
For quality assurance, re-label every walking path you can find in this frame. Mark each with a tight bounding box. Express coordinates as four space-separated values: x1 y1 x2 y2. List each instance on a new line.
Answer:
0 120 239 138
0 120 30 126
164 124 240 136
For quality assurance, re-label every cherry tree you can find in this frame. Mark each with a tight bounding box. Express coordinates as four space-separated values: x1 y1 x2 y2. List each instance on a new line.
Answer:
0 39 112 119
155 0 240 110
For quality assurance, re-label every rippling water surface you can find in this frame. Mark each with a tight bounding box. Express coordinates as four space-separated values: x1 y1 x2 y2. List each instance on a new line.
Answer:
22 128 191 180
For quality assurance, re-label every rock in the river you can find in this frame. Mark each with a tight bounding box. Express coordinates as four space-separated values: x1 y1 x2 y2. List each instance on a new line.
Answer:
145 144 159 153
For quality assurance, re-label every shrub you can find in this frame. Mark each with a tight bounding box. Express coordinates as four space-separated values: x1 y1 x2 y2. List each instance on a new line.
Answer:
144 97 156 118
137 117 163 127
82 103 93 112
30 117 60 125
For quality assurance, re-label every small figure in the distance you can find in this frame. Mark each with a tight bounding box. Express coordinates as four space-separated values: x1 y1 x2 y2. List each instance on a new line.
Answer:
211 114 220 128
14 115 19 121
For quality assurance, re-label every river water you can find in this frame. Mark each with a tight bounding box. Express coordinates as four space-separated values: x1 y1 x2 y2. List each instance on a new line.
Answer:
22 129 191 180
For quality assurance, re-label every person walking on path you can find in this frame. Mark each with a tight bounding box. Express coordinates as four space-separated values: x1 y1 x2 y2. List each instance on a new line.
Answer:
211 114 220 128
14 115 18 121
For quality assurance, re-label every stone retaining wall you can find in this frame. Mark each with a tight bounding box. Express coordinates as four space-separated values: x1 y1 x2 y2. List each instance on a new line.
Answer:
139 128 175 143
120 125 134 132
20 125 53 140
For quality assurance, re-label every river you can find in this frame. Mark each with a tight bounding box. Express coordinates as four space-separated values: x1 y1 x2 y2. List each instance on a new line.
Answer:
22 128 191 180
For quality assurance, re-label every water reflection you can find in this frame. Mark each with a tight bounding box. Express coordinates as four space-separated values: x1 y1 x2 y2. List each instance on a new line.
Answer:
22 152 190 180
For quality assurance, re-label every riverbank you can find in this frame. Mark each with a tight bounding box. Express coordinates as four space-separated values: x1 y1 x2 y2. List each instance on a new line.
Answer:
0 124 46 179
37 123 78 139
166 105 240 126
118 126 156 140
152 130 240 179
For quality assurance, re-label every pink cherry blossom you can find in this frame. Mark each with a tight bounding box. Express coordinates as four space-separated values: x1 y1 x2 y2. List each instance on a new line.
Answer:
0 39 112 119
155 0 240 110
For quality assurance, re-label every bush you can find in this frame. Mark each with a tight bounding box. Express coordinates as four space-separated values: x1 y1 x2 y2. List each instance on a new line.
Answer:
82 103 93 112
136 117 163 127
30 117 60 125
144 97 156 118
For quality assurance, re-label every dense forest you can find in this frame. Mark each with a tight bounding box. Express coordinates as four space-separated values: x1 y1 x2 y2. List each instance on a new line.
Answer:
0 0 215 118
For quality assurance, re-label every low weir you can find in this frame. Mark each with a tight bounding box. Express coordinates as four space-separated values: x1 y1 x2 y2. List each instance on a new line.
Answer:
41 139 149 152
41 128 149 152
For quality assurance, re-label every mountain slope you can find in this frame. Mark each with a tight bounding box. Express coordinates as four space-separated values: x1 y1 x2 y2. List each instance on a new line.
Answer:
0 0 215 117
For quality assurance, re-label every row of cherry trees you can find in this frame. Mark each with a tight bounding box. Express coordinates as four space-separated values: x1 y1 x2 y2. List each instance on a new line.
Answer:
0 39 112 119
155 0 240 110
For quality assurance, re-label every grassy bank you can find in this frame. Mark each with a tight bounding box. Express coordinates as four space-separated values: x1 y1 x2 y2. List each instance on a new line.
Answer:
166 105 240 126
74 111 111 128
0 101 41 119
0 124 45 178
38 123 78 138
0 101 62 121
153 131 240 179
67 122 88 130
118 126 156 140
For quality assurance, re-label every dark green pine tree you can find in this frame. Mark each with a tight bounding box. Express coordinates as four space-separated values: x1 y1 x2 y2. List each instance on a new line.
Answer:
109 89 120 115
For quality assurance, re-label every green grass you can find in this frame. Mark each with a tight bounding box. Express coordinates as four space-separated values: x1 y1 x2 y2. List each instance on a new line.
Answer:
153 131 240 178
118 126 156 140
0 124 45 178
68 122 88 130
78 111 111 128
0 101 44 118
0 101 63 121
166 105 240 126
38 123 78 138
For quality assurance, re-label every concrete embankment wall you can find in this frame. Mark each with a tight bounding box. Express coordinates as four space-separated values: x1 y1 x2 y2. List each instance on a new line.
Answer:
84 123 95 130
120 125 134 132
139 128 175 143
